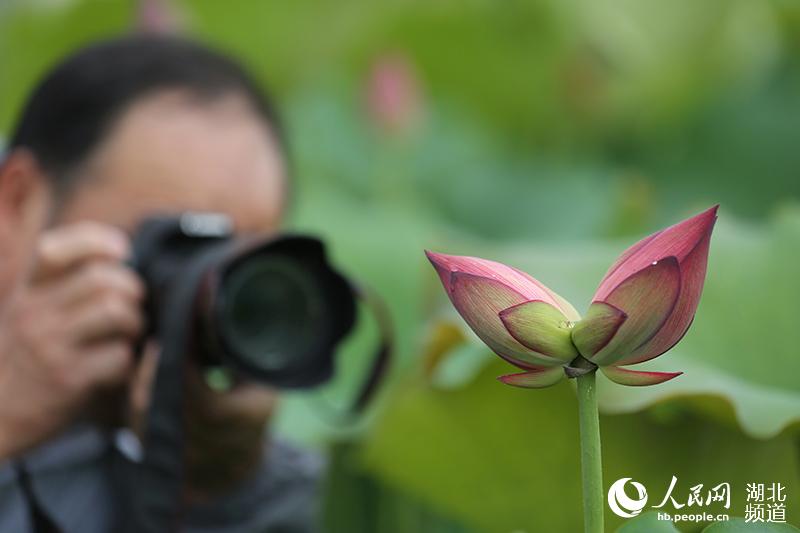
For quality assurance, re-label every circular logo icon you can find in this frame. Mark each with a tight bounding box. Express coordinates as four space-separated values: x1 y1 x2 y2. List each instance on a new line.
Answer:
608 478 648 518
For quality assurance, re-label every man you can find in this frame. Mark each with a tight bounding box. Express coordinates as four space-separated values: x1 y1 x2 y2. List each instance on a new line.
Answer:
0 36 321 531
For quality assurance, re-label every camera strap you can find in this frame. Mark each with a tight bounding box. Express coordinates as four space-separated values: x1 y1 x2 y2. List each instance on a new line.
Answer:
112 254 213 533
14 461 62 533
348 283 393 415
306 281 393 425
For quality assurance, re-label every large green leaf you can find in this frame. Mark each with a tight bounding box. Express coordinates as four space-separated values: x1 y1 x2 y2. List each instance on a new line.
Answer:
360 358 800 532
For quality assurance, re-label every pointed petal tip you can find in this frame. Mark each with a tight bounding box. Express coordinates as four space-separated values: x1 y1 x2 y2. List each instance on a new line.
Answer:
696 204 719 227
425 250 458 291
678 205 718 238
424 249 446 267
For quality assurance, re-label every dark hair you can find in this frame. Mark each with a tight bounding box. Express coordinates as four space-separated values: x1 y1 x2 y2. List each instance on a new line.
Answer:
8 35 286 193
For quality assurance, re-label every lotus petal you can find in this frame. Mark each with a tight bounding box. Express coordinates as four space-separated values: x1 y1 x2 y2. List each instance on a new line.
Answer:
449 272 562 369
571 302 627 358
617 225 713 366
497 367 565 389
590 257 681 366
594 206 718 301
601 366 682 386
499 300 578 362
426 251 580 321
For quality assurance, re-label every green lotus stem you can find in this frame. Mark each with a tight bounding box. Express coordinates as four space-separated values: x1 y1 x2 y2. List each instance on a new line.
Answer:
577 370 604 533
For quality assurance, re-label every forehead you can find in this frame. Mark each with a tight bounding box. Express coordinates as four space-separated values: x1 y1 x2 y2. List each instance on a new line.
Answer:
58 90 286 234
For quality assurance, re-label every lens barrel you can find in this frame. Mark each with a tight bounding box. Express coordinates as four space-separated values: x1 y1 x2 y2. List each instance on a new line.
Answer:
131 213 356 388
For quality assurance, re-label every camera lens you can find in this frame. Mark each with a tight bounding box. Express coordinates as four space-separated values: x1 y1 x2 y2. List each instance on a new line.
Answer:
219 254 325 373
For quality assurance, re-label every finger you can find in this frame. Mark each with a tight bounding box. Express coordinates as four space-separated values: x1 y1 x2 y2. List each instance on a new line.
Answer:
188 377 277 425
80 341 136 388
43 261 144 309
65 293 144 344
212 384 277 423
35 222 130 281
129 342 160 435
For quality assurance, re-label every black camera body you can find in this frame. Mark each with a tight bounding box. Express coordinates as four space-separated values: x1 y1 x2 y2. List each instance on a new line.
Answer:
129 212 356 389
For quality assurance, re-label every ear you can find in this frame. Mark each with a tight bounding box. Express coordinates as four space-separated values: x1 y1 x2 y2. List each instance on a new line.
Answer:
0 150 52 301
0 150 50 306
0 148 53 248
0 149 50 224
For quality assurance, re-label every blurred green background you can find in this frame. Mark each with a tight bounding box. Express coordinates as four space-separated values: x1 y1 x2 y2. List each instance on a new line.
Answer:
1 0 799 531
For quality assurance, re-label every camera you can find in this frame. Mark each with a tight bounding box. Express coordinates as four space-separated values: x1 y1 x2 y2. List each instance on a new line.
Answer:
129 212 357 389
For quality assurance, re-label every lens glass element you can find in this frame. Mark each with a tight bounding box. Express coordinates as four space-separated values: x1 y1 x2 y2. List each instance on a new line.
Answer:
220 254 325 373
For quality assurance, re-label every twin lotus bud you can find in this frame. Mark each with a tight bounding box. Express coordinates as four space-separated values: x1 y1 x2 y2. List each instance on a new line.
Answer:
426 206 718 388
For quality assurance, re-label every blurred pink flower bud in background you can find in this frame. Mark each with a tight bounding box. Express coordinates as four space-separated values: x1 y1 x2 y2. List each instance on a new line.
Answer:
135 0 185 34
365 53 424 135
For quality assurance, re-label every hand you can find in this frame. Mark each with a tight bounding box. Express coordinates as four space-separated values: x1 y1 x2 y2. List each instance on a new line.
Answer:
0 222 145 459
130 344 277 503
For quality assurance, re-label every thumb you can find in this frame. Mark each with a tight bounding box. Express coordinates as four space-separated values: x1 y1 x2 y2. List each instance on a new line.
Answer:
128 341 160 439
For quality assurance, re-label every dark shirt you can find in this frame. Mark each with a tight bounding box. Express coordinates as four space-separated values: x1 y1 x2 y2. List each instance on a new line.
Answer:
0 424 323 532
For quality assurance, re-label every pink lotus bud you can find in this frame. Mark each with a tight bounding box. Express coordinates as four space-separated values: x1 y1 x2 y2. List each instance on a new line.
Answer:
135 0 184 34
571 205 717 385
425 205 717 389
426 251 580 388
365 54 423 135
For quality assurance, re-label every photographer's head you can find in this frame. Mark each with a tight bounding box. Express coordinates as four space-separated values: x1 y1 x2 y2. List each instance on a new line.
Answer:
7 34 288 232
